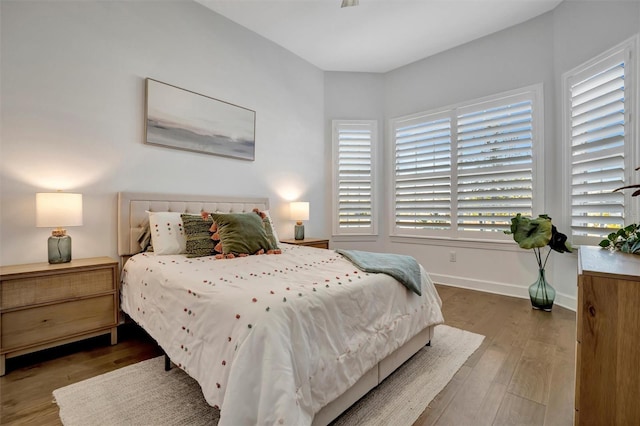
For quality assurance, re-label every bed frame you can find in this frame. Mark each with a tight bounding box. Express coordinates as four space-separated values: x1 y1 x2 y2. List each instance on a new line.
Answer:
117 191 434 425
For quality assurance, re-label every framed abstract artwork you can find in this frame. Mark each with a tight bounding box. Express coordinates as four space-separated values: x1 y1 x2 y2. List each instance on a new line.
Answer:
144 78 256 161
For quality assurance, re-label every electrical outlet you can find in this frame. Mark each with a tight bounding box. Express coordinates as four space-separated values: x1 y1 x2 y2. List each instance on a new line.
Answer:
449 251 456 262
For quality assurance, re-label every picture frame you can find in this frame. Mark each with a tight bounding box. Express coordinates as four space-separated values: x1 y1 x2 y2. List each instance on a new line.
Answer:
144 78 256 161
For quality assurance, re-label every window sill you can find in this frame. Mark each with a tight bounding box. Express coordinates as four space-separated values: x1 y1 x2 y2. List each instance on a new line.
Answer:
389 235 521 252
331 234 380 243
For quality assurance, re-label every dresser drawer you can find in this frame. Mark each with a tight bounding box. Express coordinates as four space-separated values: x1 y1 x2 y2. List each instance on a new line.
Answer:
1 295 116 351
1 268 115 310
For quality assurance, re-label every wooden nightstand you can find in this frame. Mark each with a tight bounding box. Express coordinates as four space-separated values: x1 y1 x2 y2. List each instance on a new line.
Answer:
0 257 119 376
280 238 330 249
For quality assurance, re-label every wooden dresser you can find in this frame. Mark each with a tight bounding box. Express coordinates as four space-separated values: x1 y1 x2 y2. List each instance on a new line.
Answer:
576 246 640 424
0 257 119 376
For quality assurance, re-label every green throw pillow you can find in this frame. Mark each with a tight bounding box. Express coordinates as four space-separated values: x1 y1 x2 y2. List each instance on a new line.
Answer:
255 211 279 250
211 212 277 255
181 214 217 258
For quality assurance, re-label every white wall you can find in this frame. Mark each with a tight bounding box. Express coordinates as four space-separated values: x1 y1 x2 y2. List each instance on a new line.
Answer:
549 0 640 309
0 1 325 265
384 11 563 306
324 1 640 311
324 72 385 250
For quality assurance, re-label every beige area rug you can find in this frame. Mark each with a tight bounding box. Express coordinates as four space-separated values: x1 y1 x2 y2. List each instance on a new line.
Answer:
53 325 484 426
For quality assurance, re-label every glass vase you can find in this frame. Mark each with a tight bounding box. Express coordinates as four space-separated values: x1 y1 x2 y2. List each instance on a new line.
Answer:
528 268 555 312
48 235 72 264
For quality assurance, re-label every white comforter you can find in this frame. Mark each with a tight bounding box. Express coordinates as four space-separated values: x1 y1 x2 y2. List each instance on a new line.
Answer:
121 244 443 425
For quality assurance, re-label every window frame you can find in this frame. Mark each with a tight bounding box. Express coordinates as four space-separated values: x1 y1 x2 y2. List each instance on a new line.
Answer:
391 107 454 238
562 36 639 246
389 84 545 241
331 119 379 237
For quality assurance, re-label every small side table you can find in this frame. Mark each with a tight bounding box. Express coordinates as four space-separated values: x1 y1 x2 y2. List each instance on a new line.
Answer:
280 238 329 249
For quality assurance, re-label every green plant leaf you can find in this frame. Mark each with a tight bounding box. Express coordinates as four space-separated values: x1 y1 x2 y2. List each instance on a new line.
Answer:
507 214 552 249
613 183 640 193
599 239 611 248
613 166 640 196
548 225 573 253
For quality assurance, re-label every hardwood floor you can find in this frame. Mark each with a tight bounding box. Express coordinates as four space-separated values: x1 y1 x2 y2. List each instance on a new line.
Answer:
416 285 576 426
0 325 163 425
0 285 576 425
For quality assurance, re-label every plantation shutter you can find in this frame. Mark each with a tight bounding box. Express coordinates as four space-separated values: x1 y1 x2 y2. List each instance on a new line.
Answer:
568 49 628 241
393 113 452 231
391 85 541 239
456 96 535 232
332 120 377 235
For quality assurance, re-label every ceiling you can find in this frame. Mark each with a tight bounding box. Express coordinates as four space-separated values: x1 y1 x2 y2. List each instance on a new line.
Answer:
196 0 564 73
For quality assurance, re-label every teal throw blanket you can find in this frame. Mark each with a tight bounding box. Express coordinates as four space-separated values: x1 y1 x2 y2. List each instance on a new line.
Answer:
336 249 422 296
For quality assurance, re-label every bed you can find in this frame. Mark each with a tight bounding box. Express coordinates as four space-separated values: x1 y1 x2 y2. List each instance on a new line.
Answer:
117 192 444 425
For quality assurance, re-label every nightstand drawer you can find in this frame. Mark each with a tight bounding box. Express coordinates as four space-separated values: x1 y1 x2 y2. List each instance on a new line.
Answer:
280 238 329 249
1 269 115 310
1 295 116 351
304 241 329 249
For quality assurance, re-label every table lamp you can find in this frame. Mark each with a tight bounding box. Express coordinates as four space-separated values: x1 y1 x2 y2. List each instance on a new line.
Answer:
36 192 83 264
290 201 309 240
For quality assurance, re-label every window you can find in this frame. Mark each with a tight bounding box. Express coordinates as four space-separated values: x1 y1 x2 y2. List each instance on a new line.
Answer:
393 111 452 231
332 120 377 236
391 85 543 238
563 37 637 245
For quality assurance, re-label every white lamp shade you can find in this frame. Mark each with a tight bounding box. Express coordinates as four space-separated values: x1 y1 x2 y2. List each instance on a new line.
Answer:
290 201 310 221
36 193 83 228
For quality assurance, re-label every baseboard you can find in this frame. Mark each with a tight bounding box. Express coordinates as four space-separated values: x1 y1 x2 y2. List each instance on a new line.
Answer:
431 273 577 312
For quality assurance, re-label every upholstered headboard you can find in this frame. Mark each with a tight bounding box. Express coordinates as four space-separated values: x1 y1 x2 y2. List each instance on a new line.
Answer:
117 192 269 257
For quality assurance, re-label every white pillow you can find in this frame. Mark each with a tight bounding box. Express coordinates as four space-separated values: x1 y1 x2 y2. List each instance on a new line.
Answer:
147 211 186 255
262 210 280 244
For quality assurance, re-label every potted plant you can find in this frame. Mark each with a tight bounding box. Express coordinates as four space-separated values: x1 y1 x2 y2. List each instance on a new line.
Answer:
599 223 640 254
504 214 573 311
599 166 640 254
